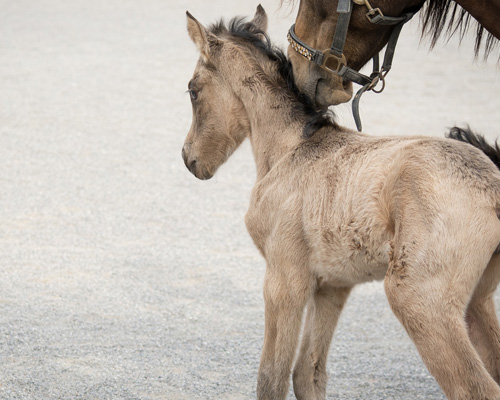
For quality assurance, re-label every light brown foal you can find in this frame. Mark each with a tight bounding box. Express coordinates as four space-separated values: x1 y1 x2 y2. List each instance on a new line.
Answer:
183 6 500 399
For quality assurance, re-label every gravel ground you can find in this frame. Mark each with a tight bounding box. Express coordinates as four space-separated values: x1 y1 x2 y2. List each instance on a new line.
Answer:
1 1 499 399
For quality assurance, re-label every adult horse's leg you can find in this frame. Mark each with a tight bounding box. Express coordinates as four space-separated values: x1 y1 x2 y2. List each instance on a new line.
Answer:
257 259 312 400
293 285 351 400
466 254 500 383
384 213 500 399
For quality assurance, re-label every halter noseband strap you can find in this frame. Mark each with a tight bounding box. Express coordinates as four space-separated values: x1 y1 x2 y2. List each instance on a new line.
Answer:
287 0 417 131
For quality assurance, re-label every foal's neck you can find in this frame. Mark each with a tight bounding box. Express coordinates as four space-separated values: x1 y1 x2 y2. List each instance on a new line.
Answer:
228 52 306 181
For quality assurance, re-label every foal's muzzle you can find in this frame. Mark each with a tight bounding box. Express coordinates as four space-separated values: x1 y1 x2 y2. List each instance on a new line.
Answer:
182 143 213 180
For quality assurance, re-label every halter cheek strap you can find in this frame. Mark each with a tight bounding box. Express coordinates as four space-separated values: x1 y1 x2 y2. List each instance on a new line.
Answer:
287 0 417 131
331 0 353 58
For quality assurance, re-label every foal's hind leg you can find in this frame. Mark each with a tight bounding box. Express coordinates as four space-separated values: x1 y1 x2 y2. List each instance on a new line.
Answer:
385 227 500 399
467 255 500 383
257 260 312 400
293 285 351 400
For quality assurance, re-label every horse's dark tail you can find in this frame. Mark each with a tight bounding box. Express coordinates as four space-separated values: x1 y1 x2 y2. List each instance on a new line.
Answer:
446 126 500 170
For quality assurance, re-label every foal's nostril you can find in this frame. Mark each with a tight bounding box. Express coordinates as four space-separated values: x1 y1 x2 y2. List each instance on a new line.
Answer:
188 159 197 174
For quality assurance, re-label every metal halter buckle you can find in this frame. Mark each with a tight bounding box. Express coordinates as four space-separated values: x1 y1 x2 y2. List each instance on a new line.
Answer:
320 50 346 74
366 7 384 23
353 0 385 23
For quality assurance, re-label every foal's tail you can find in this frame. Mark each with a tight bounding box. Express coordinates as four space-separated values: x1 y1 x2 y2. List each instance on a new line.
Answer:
447 126 500 170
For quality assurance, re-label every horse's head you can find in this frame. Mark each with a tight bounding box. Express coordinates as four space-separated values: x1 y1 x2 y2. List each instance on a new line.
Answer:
288 0 423 108
182 7 268 180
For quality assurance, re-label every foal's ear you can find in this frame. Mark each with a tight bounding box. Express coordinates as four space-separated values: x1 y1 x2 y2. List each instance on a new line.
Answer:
251 4 268 32
186 11 214 56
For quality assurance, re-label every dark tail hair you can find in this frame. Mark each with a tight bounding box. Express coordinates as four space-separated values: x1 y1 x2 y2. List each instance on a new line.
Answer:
446 126 500 170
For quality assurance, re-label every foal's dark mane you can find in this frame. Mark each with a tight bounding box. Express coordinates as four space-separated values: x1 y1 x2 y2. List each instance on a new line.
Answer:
422 0 498 58
208 17 335 138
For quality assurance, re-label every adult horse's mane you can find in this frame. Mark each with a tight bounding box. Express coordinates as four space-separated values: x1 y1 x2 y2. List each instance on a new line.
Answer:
422 0 498 58
208 16 335 137
280 0 498 58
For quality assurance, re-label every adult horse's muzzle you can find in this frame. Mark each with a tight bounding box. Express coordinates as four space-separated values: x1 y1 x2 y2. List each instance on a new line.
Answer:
288 48 353 108
315 76 353 107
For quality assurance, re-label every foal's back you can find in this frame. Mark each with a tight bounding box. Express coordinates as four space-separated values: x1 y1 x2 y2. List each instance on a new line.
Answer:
248 125 500 286
292 125 500 207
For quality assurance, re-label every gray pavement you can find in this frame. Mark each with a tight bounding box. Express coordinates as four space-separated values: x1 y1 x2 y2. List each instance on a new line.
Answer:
1 1 499 399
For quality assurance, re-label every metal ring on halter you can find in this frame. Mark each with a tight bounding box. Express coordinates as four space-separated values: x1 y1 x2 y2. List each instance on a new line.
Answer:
367 69 387 93
370 76 385 93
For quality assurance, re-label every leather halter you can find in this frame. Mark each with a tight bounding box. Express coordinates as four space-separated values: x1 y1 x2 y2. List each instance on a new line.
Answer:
288 0 417 131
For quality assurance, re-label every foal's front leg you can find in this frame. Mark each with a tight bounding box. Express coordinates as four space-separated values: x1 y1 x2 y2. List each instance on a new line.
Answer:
293 285 351 400
257 261 312 400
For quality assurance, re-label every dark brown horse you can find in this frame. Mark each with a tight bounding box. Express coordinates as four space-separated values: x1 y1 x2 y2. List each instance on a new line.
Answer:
287 0 500 115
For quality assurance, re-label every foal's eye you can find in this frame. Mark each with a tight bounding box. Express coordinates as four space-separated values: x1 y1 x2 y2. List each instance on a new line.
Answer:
189 89 198 101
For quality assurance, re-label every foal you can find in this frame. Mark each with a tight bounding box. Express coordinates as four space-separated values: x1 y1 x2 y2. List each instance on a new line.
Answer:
183 6 500 400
